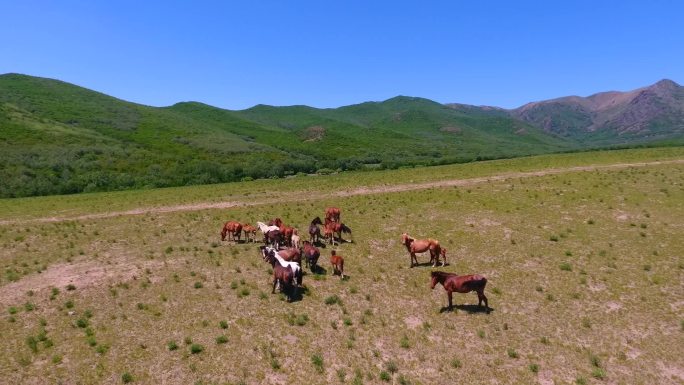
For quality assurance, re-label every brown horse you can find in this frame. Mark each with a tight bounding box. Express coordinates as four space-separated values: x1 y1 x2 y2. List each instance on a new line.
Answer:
263 249 296 302
325 219 352 245
430 271 488 311
302 241 320 271
269 218 295 246
325 207 341 223
330 250 344 279
276 247 302 265
221 221 243 242
401 233 444 267
242 224 257 243
309 217 323 244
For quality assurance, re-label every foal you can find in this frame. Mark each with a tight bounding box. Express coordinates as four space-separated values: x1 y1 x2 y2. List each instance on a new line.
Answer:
330 250 344 279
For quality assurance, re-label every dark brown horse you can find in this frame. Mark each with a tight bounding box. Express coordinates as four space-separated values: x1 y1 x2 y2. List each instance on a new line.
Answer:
302 241 320 271
325 219 352 245
401 233 444 267
269 218 294 247
221 221 243 242
430 271 488 311
325 207 341 223
242 223 257 243
330 250 344 279
257 222 282 248
263 249 296 302
308 217 323 244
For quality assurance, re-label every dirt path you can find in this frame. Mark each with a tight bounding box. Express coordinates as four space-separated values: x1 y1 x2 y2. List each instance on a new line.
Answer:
2 159 683 225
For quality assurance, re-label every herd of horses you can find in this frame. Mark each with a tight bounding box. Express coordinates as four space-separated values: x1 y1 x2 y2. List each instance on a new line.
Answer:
221 207 489 311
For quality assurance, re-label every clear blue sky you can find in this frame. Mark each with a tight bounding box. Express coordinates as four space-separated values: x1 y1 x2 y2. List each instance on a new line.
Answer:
2 1 683 109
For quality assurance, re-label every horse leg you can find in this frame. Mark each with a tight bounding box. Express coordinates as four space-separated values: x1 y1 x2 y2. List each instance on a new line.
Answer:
448 291 453 310
410 252 416 268
478 290 489 310
272 277 277 294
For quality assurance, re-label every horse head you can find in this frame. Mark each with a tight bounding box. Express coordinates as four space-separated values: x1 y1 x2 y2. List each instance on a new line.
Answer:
430 271 440 289
401 233 414 246
312 217 322 225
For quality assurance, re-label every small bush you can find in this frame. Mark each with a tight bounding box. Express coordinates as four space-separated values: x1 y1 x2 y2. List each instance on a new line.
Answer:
193 282 203 289
190 344 204 354
122 372 134 383
65 300 74 309
26 336 38 353
324 295 342 305
400 335 410 349
216 335 228 344
507 348 518 358
385 360 398 374
219 320 228 329
8 306 18 315
66 284 76 291
592 367 606 379
379 371 391 382
559 262 572 271
52 354 62 364
311 353 324 373
167 341 178 351
450 358 462 368
549 235 559 242
76 318 88 328
529 363 539 373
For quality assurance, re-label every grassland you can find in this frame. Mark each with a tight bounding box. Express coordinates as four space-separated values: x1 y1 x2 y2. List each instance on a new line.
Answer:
0 147 683 384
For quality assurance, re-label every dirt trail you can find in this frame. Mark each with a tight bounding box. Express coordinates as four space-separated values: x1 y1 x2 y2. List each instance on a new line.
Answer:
2 159 683 225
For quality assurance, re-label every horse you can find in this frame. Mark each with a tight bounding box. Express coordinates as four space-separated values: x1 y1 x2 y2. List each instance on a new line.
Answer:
242 223 257 243
263 248 296 302
279 224 295 247
276 247 302 265
325 207 341 223
430 271 489 312
220 221 243 242
302 241 320 271
308 217 323 244
291 229 301 249
325 219 352 245
257 221 282 248
401 233 444 267
330 250 344 279
261 246 303 287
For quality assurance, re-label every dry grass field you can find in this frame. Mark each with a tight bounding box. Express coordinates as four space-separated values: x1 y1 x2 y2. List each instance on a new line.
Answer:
1 148 683 384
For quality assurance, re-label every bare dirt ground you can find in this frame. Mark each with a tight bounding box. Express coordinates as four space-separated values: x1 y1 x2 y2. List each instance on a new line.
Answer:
2 159 683 226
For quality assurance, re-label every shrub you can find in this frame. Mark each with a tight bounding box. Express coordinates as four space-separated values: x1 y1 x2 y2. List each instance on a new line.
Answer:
559 262 572 271
167 341 178 351
219 320 228 329
190 344 204 354
400 335 410 349
324 295 342 305
311 353 324 373
379 371 391 382
122 372 134 383
66 284 76 291
216 335 228 344
507 348 518 358
8 306 18 315
592 367 606 379
549 235 559 242
76 318 88 328
26 336 38 353
529 363 539 373
193 282 203 289
450 358 462 368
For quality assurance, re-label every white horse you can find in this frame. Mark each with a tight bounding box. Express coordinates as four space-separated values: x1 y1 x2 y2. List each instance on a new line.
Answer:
291 229 301 249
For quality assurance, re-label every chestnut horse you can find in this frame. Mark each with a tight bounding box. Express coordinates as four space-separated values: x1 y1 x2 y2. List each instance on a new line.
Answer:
330 250 344 279
308 217 323 243
301 241 320 271
325 219 352 245
401 233 445 267
276 247 302 265
221 221 243 242
430 271 488 311
269 218 294 247
263 249 296 302
325 207 341 223
242 224 257 243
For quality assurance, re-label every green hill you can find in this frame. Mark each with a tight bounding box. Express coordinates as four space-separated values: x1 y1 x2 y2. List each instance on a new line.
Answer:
5 73 677 198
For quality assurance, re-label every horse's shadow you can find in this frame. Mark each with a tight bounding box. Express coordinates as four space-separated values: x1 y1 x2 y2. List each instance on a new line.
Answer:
308 265 327 275
439 304 493 314
413 261 450 268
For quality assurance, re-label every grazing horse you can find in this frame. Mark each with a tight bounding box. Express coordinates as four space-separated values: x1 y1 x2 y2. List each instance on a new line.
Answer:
330 250 344 279
308 217 323 243
257 222 282 248
325 219 352 245
325 207 341 223
263 249 296 302
242 224 257 243
276 247 302 265
430 271 489 311
301 241 320 271
401 233 444 267
220 221 243 242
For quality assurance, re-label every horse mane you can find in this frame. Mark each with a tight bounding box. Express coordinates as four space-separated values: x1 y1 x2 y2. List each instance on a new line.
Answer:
431 270 456 278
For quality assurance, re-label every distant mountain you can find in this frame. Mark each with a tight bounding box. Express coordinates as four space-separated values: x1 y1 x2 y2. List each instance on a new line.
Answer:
511 79 684 144
0 73 681 198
